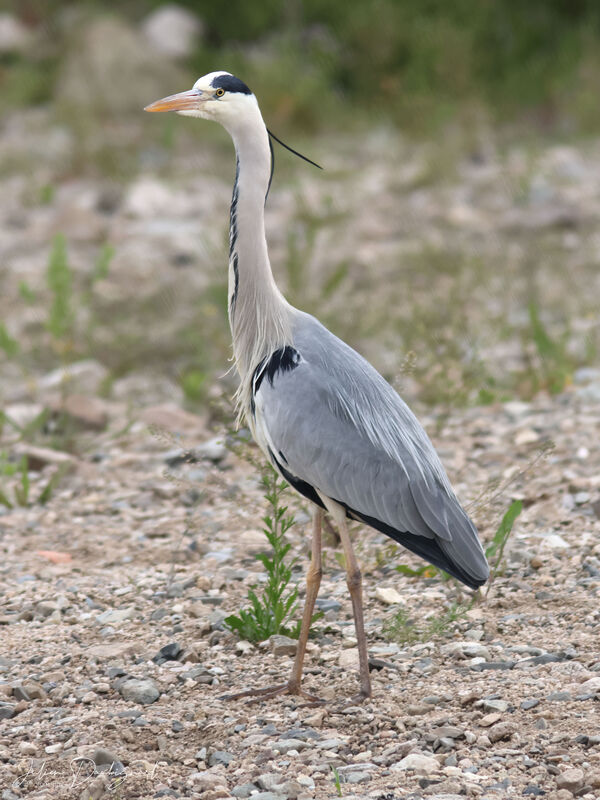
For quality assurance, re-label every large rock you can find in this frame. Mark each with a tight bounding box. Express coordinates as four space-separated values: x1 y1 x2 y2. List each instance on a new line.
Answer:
57 16 183 117
141 4 203 59
118 678 160 705
0 13 31 54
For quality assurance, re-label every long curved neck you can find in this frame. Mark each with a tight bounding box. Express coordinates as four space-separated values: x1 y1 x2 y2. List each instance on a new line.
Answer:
225 105 293 417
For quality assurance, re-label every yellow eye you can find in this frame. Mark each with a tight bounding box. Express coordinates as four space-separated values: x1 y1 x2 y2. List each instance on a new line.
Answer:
215 88 225 98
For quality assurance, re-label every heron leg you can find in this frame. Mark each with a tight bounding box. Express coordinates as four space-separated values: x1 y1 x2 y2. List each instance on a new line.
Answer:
223 507 324 705
337 514 372 700
287 506 323 693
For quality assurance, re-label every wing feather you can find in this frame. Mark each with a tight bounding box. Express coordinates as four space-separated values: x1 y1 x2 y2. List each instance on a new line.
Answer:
254 312 489 587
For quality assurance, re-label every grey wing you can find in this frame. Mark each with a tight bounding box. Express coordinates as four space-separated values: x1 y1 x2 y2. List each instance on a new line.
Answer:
254 325 489 588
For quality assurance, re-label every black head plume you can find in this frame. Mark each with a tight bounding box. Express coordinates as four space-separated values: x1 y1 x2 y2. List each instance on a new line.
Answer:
267 129 323 170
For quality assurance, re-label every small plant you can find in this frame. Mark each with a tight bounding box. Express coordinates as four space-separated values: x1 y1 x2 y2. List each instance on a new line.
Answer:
225 465 320 642
331 765 343 797
385 602 469 644
526 302 572 395
46 233 75 350
0 324 19 359
485 499 523 589
0 448 69 509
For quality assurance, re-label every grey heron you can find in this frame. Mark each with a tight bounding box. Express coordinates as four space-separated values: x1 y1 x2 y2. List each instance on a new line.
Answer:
145 72 489 702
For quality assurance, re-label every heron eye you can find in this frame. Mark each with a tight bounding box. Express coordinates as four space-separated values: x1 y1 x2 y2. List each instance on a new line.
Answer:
215 88 225 98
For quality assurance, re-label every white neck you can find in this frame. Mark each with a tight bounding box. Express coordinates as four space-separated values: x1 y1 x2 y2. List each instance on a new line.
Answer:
225 102 293 420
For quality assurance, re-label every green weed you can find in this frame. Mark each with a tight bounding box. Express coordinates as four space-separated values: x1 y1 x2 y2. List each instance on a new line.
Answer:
331 765 343 796
0 324 19 358
46 233 75 351
525 302 572 395
0 450 68 509
393 498 523 590
385 602 469 645
225 465 321 642
485 499 523 588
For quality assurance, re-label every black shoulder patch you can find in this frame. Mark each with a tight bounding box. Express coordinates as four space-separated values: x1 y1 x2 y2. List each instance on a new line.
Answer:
253 346 300 394
211 74 252 95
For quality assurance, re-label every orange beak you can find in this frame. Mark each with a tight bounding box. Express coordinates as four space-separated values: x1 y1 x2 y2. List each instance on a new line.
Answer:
144 89 202 113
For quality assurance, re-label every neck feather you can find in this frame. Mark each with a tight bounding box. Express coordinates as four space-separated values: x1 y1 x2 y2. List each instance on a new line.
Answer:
226 108 293 421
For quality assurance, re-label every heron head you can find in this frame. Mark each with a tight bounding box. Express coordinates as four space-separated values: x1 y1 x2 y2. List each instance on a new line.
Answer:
144 71 256 127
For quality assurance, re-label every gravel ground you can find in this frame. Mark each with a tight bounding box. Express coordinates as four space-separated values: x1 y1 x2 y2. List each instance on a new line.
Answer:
1 384 599 800
1 60 600 799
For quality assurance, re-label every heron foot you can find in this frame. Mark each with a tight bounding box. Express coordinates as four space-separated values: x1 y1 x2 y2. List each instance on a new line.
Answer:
221 682 325 705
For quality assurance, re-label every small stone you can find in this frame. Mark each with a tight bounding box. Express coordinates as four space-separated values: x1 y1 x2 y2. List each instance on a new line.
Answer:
19 741 37 755
96 607 135 625
140 403 205 434
515 428 539 445
93 748 121 767
79 774 108 800
315 597 341 612
488 721 515 743
556 767 584 793
118 678 160 705
45 742 63 753
547 691 571 702
375 586 404 605
482 698 508 713
238 529 268 554
208 750 235 767
269 635 297 657
0 703 16 719
87 642 137 660
316 738 345 750
21 680 46 700
232 784 255 798
195 436 227 462
153 642 183 665
523 785 545 796
395 752 439 774
521 698 540 710
82 690 97 703
274 738 309 753
49 394 109 430
338 649 359 670
479 713 501 727
344 771 371 784
440 641 491 660
15 445 76 472
586 770 600 789
578 677 600 694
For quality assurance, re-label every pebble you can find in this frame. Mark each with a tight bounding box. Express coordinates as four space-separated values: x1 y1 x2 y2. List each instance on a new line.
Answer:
118 678 160 704
375 586 404 605
153 642 183 664
269 635 297 657
96 607 135 625
232 784 255 798
556 767 584 793
394 752 440 774
488 721 515 743
208 750 235 767
521 698 540 710
482 698 509 713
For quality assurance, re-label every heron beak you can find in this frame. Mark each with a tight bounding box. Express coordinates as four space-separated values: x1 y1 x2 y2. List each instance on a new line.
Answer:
144 89 202 113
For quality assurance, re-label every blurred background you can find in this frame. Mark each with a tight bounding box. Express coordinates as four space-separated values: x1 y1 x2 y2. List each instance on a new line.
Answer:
1 0 599 438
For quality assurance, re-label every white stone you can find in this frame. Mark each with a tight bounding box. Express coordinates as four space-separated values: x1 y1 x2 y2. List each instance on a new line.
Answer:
141 4 203 59
338 649 359 669
375 586 404 605
394 752 439 774
0 13 31 54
